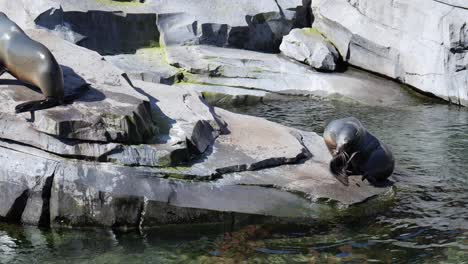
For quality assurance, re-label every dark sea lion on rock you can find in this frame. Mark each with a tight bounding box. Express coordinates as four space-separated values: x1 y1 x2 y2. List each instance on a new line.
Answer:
0 12 64 113
323 117 395 186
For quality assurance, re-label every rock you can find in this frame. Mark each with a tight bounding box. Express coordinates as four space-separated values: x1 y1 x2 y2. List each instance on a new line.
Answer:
36 9 159 55
436 0 468 8
0 1 396 229
131 80 226 155
0 0 60 29
105 47 181 84
0 30 226 167
181 108 311 177
154 0 311 52
280 28 340 71
16 0 312 54
167 45 421 106
311 0 468 105
12 29 156 144
217 131 392 205
0 106 392 228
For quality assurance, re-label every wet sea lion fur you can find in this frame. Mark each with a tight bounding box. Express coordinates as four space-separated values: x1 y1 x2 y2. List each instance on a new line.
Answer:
323 117 395 186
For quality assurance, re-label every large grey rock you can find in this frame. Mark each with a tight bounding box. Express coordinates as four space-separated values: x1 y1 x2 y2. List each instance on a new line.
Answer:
168 45 420 106
157 8 308 53
0 29 226 167
218 132 390 205
10 0 311 54
280 28 340 71
36 9 159 55
0 145 57 226
0 125 390 228
0 106 392 229
131 80 226 155
311 0 468 105
153 0 311 52
180 108 310 177
6 29 157 144
0 0 396 229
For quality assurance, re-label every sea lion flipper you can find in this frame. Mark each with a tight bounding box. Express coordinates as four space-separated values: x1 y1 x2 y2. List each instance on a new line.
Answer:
330 153 350 186
15 98 61 113
334 173 349 186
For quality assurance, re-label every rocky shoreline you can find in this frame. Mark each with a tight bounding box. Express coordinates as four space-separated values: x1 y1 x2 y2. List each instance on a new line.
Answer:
0 0 465 229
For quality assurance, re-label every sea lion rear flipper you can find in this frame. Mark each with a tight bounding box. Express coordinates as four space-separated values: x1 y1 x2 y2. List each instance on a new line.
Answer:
15 98 61 113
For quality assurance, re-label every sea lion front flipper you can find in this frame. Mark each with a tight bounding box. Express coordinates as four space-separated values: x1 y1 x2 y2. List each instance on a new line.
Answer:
330 153 350 186
15 98 61 113
334 173 349 186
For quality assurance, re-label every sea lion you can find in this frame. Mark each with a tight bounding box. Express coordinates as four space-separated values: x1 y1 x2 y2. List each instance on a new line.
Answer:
0 12 64 113
323 117 395 186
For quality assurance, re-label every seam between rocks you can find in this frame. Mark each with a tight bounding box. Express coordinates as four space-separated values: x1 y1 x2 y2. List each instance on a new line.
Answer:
39 166 57 228
0 137 106 162
138 197 148 232
328 1 448 47
433 0 468 10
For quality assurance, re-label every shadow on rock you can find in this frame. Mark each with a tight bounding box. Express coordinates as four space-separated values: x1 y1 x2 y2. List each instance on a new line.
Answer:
35 8 159 55
132 85 177 144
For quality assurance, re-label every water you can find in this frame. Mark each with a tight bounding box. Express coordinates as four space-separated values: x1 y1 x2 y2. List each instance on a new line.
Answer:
1 97 467 263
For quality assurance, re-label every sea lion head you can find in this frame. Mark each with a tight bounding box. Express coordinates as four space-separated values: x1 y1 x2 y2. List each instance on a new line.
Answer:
334 122 362 155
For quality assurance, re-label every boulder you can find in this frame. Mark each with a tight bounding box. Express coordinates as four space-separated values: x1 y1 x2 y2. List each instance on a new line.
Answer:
311 0 468 105
280 28 340 71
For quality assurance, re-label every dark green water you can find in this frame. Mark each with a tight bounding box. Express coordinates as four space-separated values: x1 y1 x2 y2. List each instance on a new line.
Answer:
1 97 467 263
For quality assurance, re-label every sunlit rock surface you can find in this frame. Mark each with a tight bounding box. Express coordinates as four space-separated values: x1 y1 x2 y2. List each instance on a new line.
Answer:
0 0 411 229
168 45 419 106
280 28 340 71
311 0 468 105
0 29 391 229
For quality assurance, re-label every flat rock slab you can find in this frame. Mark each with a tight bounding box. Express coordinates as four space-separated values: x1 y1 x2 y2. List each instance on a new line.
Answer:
169 45 420 106
217 132 391 205
0 126 391 228
105 48 181 84
184 108 309 177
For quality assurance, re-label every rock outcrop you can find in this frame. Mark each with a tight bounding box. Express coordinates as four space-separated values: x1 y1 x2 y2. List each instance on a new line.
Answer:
280 28 340 71
0 27 392 229
311 0 468 105
168 45 420 106
8 0 440 107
